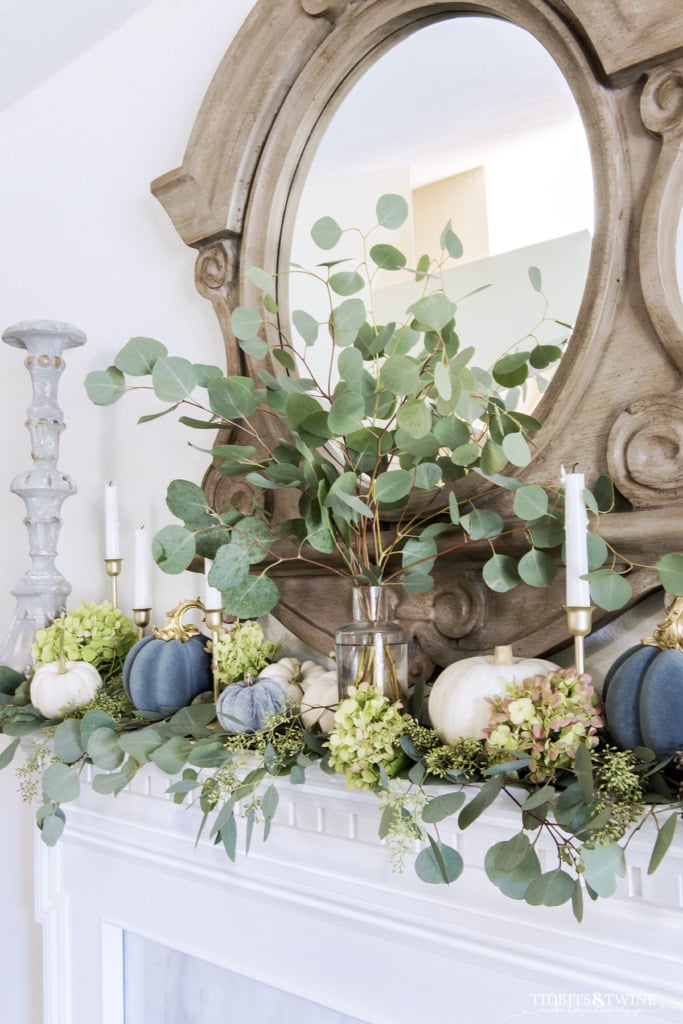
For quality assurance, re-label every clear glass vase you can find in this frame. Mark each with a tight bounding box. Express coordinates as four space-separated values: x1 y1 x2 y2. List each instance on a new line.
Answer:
335 586 408 704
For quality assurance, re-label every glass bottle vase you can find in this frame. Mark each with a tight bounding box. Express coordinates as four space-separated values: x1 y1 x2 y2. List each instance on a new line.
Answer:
335 585 408 704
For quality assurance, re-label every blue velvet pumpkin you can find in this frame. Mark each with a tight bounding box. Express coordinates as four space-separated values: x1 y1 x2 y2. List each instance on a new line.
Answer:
603 644 683 761
123 633 212 713
216 675 288 733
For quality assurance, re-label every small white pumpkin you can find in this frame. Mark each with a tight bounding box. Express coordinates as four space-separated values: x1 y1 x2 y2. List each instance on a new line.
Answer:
428 645 558 743
30 659 103 719
300 671 338 734
260 657 333 702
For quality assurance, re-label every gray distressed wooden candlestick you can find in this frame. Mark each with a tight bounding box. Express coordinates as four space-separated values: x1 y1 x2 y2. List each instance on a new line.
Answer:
0 320 85 674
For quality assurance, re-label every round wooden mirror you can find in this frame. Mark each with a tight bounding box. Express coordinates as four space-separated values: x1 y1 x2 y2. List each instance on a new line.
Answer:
151 0 683 674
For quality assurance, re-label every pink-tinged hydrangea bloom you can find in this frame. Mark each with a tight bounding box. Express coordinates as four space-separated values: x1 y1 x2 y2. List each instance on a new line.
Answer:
507 697 537 726
484 668 603 782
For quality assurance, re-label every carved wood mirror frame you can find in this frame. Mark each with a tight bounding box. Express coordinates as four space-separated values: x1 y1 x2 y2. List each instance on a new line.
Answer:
151 0 683 677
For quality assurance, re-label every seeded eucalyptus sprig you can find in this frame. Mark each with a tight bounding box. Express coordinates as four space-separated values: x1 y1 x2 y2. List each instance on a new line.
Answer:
85 194 683 616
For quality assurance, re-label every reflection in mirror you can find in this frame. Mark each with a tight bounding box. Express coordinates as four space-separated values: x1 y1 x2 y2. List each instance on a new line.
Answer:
289 16 594 413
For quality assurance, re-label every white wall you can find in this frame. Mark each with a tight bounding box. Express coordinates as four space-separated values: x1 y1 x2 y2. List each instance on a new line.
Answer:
0 1 256 1020
0 0 260 629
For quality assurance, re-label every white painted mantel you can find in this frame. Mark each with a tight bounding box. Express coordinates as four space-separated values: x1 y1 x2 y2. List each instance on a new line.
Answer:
35 764 683 1024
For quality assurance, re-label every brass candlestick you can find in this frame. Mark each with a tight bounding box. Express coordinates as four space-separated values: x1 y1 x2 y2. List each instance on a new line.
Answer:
565 606 593 675
203 606 224 703
104 558 122 608
132 607 151 639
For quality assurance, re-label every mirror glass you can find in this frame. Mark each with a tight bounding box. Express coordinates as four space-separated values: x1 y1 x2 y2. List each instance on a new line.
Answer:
288 15 594 411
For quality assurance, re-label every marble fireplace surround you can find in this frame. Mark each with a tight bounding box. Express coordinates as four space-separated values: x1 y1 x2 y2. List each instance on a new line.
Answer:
36 764 683 1024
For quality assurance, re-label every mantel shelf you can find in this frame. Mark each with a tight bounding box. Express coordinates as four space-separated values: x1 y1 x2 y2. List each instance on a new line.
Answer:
35 761 683 1024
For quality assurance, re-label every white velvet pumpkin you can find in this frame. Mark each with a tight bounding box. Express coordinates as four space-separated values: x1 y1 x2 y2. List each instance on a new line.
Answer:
260 657 333 702
428 646 558 743
30 660 103 719
300 672 338 734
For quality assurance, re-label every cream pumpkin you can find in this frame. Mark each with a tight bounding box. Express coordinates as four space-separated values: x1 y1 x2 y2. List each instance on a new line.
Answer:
30 659 103 719
299 672 338 734
428 646 558 743
260 657 334 702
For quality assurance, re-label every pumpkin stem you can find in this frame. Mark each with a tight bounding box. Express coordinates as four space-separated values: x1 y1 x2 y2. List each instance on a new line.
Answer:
492 645 514 665
152 598 204 642
643 596 683 652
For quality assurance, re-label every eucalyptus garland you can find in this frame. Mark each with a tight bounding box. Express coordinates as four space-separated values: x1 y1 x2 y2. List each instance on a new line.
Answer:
0 662 680 923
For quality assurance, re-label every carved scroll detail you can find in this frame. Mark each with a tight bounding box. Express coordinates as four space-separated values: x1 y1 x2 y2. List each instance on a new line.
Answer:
395 574 488 681
195 240 237 299
430 579 487 640
300 0 351 18
639 62 683 372
202 467 269 535
641 64 683 136
608 394 683 507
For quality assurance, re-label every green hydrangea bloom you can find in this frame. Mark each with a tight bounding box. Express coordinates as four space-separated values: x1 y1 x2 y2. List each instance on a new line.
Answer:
212 621 280 687
32 601 138 682
326 684 406 790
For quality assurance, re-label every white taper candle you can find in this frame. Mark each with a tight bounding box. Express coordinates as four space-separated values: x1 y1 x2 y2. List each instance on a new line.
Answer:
204 560 222 611
104 481 121 560
134 525 151 608
561 465 590 607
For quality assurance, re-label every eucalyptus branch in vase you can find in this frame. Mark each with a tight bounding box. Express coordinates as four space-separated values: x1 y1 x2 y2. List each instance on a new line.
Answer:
84 194 683 627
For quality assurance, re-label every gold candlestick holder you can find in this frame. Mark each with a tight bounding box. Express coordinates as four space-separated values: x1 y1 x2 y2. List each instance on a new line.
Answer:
565 606 594 675
132 607 151 639
203 606 224 703
104 558 122 608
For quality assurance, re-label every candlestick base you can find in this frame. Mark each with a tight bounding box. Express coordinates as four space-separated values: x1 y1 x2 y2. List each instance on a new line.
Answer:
565 605 594 675
132 607 151 639
203 607 224 703
105 558 122 609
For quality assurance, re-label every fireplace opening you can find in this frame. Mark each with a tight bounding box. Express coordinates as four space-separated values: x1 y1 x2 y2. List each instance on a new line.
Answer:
123 932 366 1024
